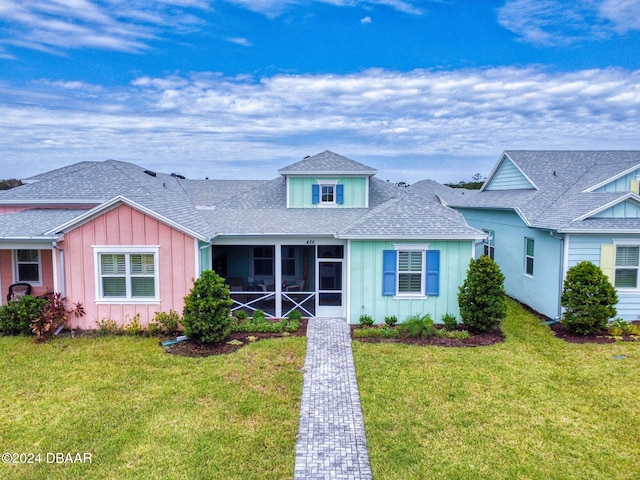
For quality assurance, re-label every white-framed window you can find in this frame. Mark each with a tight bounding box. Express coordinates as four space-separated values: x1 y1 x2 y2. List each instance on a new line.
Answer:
483 230 495 259
525 237 534 276
312 182 343 206
14 249 41 284
253 247 274 277
95 247 159 302
615 245 640 288
397 250 424 295
321 185 335 204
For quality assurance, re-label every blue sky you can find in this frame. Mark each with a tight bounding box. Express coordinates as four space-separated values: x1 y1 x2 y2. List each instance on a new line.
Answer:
1 0 640 183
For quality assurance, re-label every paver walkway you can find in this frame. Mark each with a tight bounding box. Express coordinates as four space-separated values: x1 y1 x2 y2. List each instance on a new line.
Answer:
294 317 373 480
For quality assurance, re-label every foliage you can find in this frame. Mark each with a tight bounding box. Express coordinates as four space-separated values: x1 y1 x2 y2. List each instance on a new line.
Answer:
445 173 485 190
95 318 121 335
231 313 300 334
123 314 143 336
608 318 640 337
253 309 266 323
31 293 85 342
150 309 182 336
441 313 458 331
286 309 303 322
398 314 435 339
561 261 618 335
458 255 507 333
384 315 398 327
0 178 22 190
354 325 400 339
359 314 374 327
182 270 234 344
0 295 48 335
234 310 249 322
435 328 470 340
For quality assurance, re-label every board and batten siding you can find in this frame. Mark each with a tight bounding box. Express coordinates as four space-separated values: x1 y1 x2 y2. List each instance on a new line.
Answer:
593 168 640 192
568 235 640 320
287 177 368 208
348 239 472 324
59 203 197 328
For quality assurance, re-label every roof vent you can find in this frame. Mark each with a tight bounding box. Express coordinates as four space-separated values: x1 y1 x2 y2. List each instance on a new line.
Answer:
303 155 310 159
144 170 157 177
171 173 186 180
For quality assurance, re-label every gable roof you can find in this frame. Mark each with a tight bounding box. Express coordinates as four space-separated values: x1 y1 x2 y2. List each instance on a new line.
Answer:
277 150 378 176
437 150 640 233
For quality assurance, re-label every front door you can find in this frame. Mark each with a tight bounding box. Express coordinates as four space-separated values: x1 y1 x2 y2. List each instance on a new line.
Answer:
316 245 345 317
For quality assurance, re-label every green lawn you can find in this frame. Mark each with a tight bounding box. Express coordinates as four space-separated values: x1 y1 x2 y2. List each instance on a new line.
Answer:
353 299 640 480
0 335 305 480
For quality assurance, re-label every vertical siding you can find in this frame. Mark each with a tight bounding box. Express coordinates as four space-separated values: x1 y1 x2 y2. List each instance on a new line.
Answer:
348 239 473 324
593 201 640 218
60 204 197 328
594 169 640 192
485 159 534 191
287 177 368 208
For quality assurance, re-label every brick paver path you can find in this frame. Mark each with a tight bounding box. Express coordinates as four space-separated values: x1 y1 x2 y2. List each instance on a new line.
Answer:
294 317 373 480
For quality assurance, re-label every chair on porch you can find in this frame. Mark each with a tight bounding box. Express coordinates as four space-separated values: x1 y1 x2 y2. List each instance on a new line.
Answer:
7 283 32 302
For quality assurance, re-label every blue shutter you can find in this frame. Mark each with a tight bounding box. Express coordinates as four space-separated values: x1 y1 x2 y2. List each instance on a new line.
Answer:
425 250 440 296
312 184 320 204
383 250 397 296
336 184 344 205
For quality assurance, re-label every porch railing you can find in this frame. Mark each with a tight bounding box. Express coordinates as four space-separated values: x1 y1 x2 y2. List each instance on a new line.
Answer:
230 290 316 318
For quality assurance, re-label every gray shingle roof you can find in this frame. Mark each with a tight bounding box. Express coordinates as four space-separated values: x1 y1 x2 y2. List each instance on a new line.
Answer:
0 152 481 241
429 151 640 232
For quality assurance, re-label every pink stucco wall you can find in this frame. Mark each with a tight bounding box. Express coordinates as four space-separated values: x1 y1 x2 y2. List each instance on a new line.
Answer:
59 204 197 329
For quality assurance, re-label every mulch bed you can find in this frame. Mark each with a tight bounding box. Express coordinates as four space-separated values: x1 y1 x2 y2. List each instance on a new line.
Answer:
350 325 505 347
164 318 308 357
548 321 640 344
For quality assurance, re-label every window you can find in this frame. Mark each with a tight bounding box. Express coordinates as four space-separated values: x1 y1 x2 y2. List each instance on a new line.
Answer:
253 247 274 276
282 247 296 276
483 230 495 259
615 246 640 288
398 251 423 294
383 248 440 297
15 249 41 283
96 248 158 300
312 184 344 206
525 237 534 276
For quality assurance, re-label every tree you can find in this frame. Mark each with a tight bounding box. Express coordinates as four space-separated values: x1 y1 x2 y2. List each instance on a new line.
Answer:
561 261 618 335
458 255 507 332
0 178 22 190
182 270 234 343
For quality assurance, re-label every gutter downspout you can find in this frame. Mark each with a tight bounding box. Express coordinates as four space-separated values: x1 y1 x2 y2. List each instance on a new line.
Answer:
52 241 65 296
549 231 565 320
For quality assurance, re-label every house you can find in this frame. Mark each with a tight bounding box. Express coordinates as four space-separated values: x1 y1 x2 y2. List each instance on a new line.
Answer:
0 151 483 328
413 151 640 321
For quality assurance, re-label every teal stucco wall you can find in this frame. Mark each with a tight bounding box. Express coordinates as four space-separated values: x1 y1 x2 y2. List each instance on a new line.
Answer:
288 177 368 208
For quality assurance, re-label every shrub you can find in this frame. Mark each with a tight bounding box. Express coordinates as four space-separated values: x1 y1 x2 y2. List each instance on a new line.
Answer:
441 313 458 331
0 296 48 335
561 261 618 335
359 314 374 327
123 314 143 336
354 327 381 338
458 255 507 333
399 314 435 339
384 315 398 327
150 309 182 336
252 309 266 323
608 318 629 337
286 310 302 322
182 270 234 344
96 318 121 335
31 293 85 342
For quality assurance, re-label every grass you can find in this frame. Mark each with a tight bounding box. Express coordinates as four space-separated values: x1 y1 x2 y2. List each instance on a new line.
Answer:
0 335 305 480
353 299 640 480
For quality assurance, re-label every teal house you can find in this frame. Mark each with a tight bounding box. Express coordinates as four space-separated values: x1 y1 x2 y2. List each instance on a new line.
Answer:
415 151 640 321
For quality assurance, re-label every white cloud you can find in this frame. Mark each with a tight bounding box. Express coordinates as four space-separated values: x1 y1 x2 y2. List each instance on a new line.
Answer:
1 67 639 181
223 0 424 16
227 37 253 46
361 16 372 24
498 0 640 46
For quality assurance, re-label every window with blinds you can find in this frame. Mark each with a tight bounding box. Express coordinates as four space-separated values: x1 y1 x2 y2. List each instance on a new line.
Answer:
398 250 423 294
615 246 639 288
99 252 156 299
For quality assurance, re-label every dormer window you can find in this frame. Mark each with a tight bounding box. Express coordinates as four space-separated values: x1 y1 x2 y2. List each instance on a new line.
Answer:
312 182 344 207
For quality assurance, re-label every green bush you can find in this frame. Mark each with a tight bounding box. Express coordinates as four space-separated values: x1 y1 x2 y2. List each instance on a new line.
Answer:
359 314 374 327
182 270 234 344
150 309 182 336
458 255 507 333
0 296 48 335
441 313 458 331
123 314 143 336
286 310 302 322
399 314 435 339
96 318 121 335
561 261 618 335
384 315 398 327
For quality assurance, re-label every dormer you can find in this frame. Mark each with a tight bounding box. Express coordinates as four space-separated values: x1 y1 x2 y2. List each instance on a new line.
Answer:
587 165 640 193
278 151 377 208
